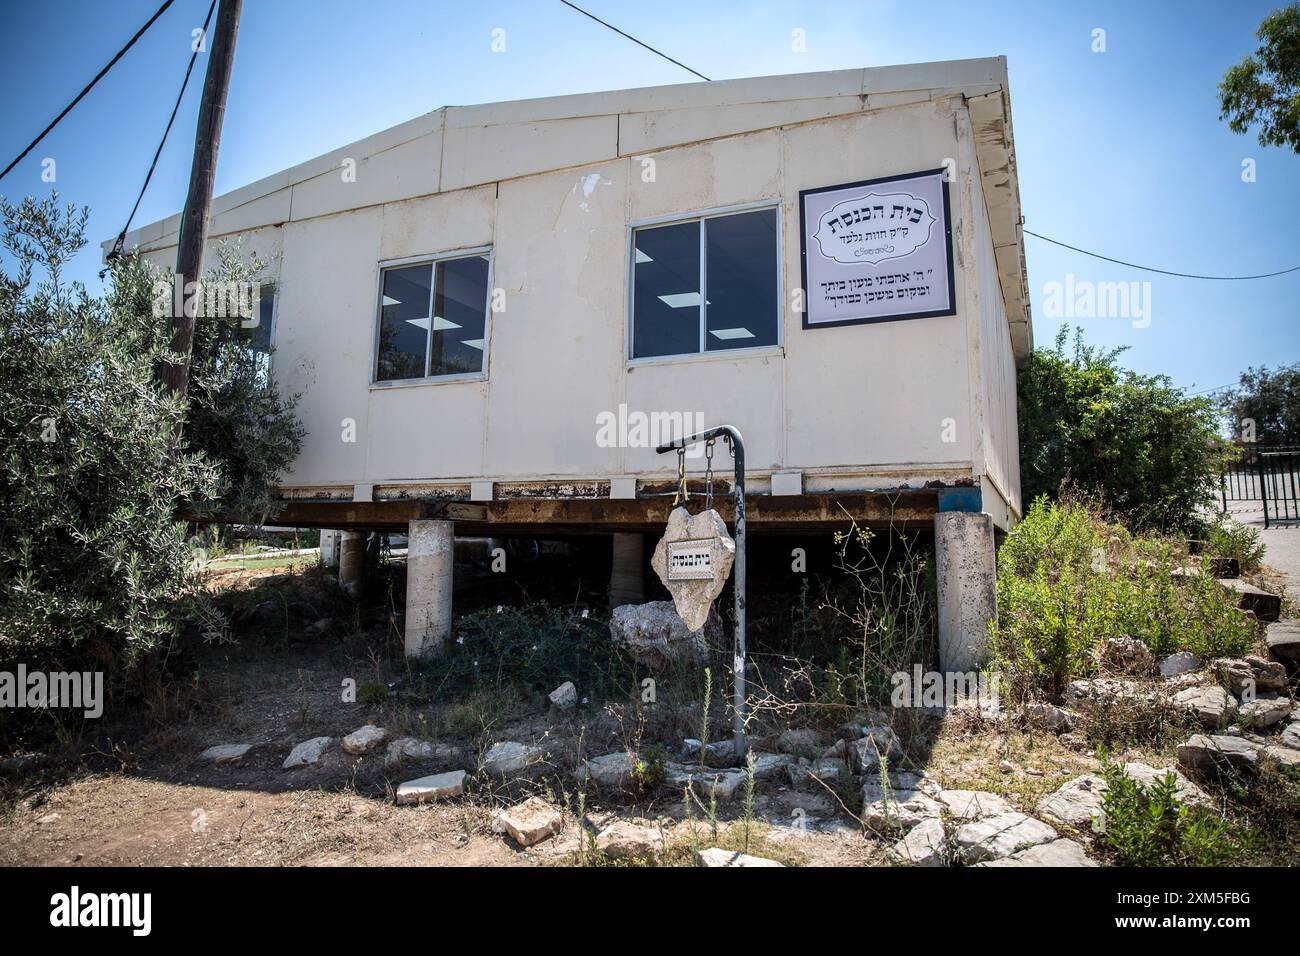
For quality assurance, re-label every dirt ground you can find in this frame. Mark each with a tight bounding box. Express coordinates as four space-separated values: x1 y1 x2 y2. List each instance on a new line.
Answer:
0 556 1241 868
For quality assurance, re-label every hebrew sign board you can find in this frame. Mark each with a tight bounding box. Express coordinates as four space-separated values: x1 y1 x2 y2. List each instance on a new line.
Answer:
799 169 956 328
652 507 735 632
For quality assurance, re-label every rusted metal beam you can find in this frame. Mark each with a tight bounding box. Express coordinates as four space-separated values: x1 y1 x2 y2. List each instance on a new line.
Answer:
198 490 938 534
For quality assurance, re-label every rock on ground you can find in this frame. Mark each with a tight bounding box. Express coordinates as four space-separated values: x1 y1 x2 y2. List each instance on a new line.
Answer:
1037 775 1107 828
938 789 1014 821
1023 702 1075 732
384 737 458 768
341 725 389 755
848 727 903 773
1266 621 1300 666
548 681 577 709
1281 722 1300 750
955 812 1058 863
1171 685 1237 731
581 751 637 789
889 817 947 867
1159 651 1199 677
683 738 739 767
1237 695 1292 730
697 847 784 867
608 601 719 668
481 741 546 777
665 763 749 801
974 838 1097 867
1097 636 1155 675
787 757 850 789
1064 679 1155 707
776 728 824 757
199 743 252 765
747 752 796 782
396 770 467 804
283 736 333 770
493 796 563 847
1177 734 1259 775
861 773 943 834
1246 655 1288 692
593 820 663 860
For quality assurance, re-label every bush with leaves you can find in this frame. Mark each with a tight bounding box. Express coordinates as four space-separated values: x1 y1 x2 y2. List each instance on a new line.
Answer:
1097 756 1245 866
0 196 219 672
0 195 304 694
991 496 1255 698
1018 327 1229 533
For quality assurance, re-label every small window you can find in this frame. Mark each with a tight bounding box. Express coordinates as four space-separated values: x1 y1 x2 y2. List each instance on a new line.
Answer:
375 252 490 382
247 282 275 355
631 207 778 360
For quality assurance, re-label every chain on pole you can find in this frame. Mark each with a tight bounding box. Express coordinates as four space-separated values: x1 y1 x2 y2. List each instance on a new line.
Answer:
673 446 690 506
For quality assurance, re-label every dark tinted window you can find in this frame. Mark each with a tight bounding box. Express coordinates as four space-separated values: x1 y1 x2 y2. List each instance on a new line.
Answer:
632 221 700 359
631 208 777 360
705 209 778 351
375 254 489 382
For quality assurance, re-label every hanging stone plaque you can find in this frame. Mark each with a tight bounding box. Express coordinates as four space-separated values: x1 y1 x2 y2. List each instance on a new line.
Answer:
652 506 735 633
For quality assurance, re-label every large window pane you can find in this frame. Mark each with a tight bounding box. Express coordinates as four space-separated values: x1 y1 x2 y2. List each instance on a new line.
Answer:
632 221 700 359
376 263 433 381
705 209 778 351
430 255 489 376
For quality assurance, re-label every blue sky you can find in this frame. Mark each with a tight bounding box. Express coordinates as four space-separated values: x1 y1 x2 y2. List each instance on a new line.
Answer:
1 0 1296 394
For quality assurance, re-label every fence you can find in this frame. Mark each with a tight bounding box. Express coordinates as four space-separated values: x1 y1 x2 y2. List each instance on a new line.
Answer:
1221 444 1300 528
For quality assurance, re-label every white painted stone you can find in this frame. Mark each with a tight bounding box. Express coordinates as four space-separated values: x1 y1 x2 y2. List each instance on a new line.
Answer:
697 847 784 867
405 519 453 657
283 736 333 769
548 681 578 709
342 725 388 755
481 741 545 777
199 743 252 765
493 796 562 847
396 770 467 804
935 511 996 673
955 811 1058 863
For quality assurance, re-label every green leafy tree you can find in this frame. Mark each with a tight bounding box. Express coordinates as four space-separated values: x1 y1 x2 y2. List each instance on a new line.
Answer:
1219 3 1300 152
1217 363 1300 445
0 196 218 668
0 194 303 679
1017 327 1229 532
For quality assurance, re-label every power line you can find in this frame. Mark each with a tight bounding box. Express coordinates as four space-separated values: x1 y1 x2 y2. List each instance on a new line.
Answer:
0 0 177 184
1024 228 1300 281
557 0 711 82
108 0 217 262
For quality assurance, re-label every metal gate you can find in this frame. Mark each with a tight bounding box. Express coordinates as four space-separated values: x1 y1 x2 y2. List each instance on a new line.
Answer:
1221 444 1300 527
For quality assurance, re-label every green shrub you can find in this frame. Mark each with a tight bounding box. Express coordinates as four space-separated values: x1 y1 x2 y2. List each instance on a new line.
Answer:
992 497 1255 697
1203 517 1266 574
414 603 635 704
1098 758 1245 866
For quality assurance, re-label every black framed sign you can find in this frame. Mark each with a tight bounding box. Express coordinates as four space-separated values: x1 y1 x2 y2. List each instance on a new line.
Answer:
799 168 956 329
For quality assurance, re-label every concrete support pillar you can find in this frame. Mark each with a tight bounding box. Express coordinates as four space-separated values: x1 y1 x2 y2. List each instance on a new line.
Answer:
935 511 997 674
338 530 366 598
319 529 341 568
608 532 645 608
406 520 454 658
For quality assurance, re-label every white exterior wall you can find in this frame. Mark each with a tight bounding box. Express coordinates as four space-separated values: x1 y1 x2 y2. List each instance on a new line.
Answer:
118 60 1029 528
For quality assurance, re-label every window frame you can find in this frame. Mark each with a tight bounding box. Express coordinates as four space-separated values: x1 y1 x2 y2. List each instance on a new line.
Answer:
626 200 783 367
369 245 494 389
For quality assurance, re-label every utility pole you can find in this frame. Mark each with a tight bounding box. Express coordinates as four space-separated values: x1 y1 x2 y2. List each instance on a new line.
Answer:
162 0 243 400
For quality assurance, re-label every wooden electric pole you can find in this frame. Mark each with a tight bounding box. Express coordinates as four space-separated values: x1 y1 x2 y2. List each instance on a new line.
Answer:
162 0 243 400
